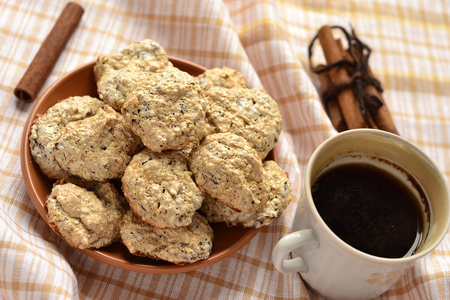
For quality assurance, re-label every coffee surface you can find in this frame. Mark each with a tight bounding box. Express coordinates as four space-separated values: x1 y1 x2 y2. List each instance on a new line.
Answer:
312 163 423 258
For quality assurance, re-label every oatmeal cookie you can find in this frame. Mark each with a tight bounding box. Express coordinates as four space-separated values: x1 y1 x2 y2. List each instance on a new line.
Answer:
54 105 142 182
29 96 104 180
122 66 210 152
189 132 267 212
121 148 204 229
200 160 291 228
204 87 282 159
97 65 155 111
196 67 247 90
46 181 126 249
93 39 170 82
120 210 213 265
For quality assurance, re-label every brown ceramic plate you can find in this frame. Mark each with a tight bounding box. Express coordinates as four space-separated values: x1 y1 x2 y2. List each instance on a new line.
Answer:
20 57 261 274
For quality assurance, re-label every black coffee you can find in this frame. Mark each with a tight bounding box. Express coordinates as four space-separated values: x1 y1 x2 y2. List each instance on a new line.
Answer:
312 163 424 258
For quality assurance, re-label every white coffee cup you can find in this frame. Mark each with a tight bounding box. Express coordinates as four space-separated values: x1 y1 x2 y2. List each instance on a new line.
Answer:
272 129 450 300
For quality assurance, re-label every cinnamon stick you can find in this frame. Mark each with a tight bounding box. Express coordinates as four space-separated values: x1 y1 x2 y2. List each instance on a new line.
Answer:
317 26 368 129
366 81 398 134
349 43 399 134
337 39 379 130
318 69 348 132
14 2 84 102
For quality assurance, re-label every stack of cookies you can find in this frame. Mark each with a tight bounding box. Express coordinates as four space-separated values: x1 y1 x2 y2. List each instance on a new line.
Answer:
29 39 292 266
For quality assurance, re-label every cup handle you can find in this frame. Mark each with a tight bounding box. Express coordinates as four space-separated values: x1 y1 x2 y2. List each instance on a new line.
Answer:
272 228 318 273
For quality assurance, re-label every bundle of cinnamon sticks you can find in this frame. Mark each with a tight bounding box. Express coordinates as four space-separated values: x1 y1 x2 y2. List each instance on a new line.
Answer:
309 25 398 134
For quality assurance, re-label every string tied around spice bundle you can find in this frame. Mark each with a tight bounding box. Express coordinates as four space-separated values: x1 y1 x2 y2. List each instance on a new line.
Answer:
308 25 398 134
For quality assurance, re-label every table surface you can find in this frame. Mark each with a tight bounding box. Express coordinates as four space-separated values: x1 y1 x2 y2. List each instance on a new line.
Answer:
1 0 449 299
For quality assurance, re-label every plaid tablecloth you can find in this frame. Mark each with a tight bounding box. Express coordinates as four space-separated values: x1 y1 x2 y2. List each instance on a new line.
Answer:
1 0 449 299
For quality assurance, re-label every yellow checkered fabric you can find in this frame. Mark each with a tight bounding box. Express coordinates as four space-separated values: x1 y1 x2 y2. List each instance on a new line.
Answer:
1 0 449 299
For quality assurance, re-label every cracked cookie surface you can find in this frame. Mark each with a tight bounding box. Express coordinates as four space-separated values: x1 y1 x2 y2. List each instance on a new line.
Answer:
54 105 142 182
46 181 126 249
120 210 213 265
204 87 282 159
93 39 170 82
200 160 291 228
122 148 204 229
122 66 210 152
196 66 247 90
189 132 267 212
29 96 104 180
